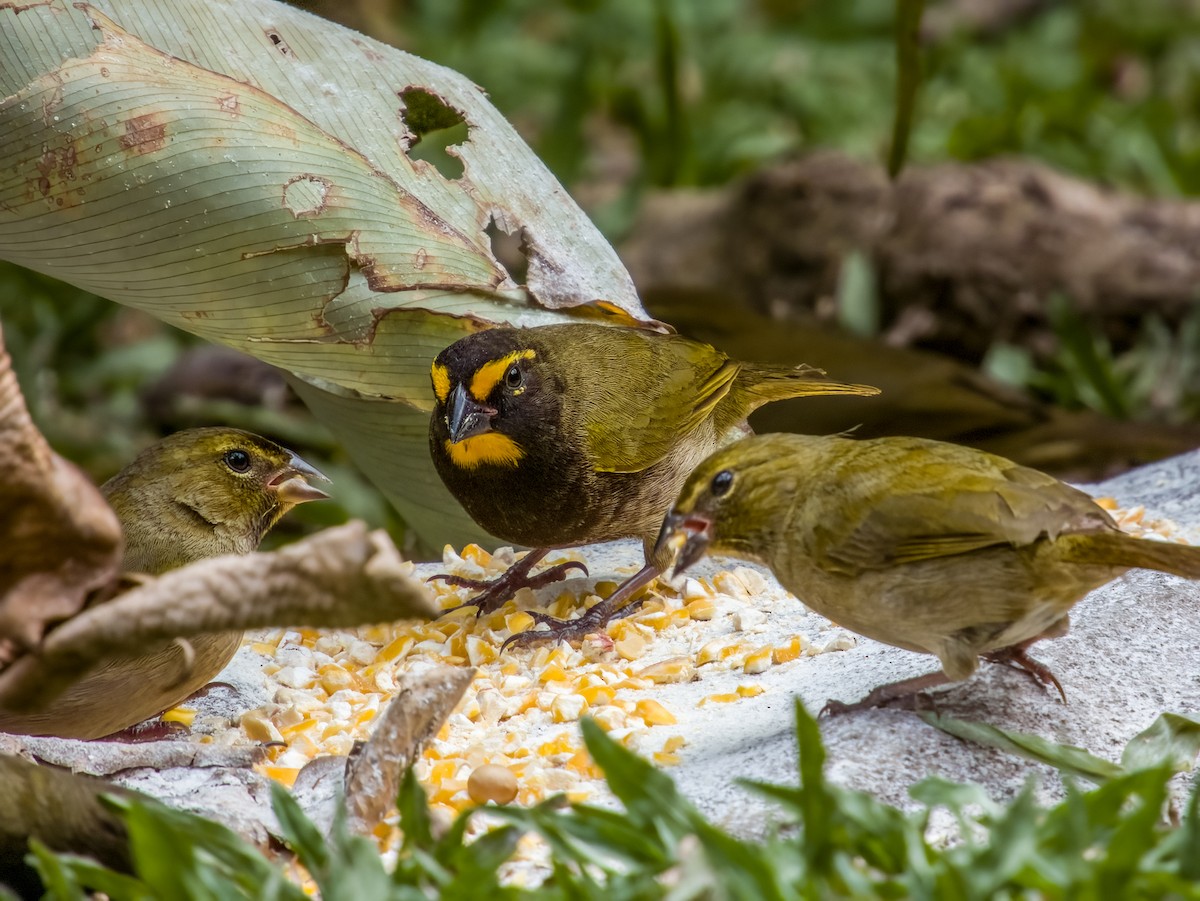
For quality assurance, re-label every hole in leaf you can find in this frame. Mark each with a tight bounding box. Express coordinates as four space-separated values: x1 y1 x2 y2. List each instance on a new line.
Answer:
486 215 529 285
265 30 292 56
399 88 468 180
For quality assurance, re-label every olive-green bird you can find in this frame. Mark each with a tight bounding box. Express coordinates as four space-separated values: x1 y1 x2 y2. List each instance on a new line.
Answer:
0 427 329 740
655 432 1200 711
428 323 879 636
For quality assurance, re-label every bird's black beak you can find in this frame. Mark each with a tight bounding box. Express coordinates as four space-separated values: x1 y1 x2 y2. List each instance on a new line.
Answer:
654 509 713 577
268 452 331 505
447 382 497 444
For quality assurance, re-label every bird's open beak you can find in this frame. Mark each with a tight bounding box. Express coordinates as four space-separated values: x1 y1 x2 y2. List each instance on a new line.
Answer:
654 509 713 577
447 382 497 444
268 452 331 505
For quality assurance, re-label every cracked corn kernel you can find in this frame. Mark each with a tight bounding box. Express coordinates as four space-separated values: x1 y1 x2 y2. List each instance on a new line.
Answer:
737 684 765 698
635 699 677 726
685 598 715 620
468 764 518 805
743 647 772 674
772 636 806 664
161 707 196 727
614 633 647 660
551 694 587 723
637 656 697 684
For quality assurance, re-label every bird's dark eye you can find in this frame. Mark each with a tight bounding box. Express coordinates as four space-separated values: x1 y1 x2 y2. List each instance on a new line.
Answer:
223 449 252 473
504 364 523 390
710 469 734 497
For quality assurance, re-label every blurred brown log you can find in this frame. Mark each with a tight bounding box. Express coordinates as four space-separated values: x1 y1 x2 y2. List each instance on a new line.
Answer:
621 152 1200 365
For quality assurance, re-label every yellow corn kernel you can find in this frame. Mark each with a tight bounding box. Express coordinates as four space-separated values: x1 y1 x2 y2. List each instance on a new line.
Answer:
466 635 498 666
161 707 196 727
538 734 575 757
737 684 765 698
638 657 697 684
684 597 715 620
549 593 576 619
373 635 414 666
614 633 647 661
594 580 619 599
696 639 732 666
429 760 459 784
772 636 806 664
662 736 686 753
280 718 316 738
241 710 284 743
318 664 353 694
699 692 739 706
607 619 633 642
743 647 772 675
462 543 493 565
551 694 587 723
1095 496 1119 510
539 662 569 683
446 632 468 659
566 749 601 778
653 752 681 766
578 684 615 706
635 699 677 726
261 766 301 787
591 706 626 731
636 612 670 631
250 641 278 656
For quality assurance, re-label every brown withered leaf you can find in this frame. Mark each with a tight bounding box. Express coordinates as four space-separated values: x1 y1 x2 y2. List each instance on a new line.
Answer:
0 323 123 660
0 521 436 714
343 666 475 835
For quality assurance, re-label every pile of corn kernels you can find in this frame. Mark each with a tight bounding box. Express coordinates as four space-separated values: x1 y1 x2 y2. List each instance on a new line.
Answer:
208 544 853 817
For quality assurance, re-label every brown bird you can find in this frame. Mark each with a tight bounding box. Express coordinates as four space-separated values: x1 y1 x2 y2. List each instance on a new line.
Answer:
427 323 878 641
0 427 328 739
655 432 1200 711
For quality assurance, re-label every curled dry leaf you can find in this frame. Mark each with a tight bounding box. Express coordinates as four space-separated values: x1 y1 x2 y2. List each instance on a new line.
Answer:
0 521 437 714
343 665 476 835
0 323 124 659
0 0 653 548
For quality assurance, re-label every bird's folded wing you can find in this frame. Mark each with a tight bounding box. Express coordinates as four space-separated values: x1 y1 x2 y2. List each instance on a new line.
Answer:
812 455 1116 573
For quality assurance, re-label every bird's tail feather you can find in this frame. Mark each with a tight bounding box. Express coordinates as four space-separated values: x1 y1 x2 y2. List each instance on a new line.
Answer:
733 363 880 412
1061 531 1200 579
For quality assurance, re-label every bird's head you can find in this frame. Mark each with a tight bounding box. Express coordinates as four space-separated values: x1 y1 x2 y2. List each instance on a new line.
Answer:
429 328 562 472
653 434 802 576
104 427 330 543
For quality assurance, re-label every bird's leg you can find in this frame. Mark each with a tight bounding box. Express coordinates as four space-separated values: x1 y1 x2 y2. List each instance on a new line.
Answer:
820 670 953 717
430 547 589 617
500 563 660 653
97 719 188 743
983 643 1067 702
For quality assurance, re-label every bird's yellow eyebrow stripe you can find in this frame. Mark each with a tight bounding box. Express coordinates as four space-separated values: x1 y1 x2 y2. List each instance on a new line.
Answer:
470 350 536 401
431 362 451 404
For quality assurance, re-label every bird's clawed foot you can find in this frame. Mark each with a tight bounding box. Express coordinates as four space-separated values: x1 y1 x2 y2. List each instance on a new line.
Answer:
820 670 952 717
983 645 1067 702
429 548 589 617
499 563 661 653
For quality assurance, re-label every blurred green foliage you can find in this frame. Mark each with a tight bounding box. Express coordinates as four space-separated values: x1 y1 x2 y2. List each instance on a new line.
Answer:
28 703 1200 898
373 0 1200 215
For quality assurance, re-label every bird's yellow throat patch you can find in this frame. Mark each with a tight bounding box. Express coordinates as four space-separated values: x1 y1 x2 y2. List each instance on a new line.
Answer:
444 434 525 469
470 350 536 401
431 363 451 404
